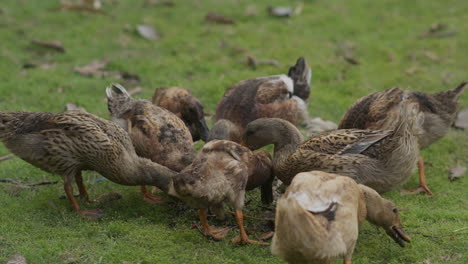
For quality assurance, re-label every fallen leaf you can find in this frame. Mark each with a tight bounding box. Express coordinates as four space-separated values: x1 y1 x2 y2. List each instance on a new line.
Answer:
128 86 142 96
423 50 439 61
420 23 457 38
268 6 293 17
22 62 56 70
57 87 64 93
74 58 110 77
336 41 359 65
454 108 468 129
136 24 160 40
405 65 419 75
0 154 13 162
448 166 466 181
120 72 141 83
31 40 65 53
245 5 258 16
65 103 86 111
420 259 430 264
143 0 174 7
6 253 27 264
56 0 104 13
205 12 235 24
441 71 454 85
246 55 280 69
440 254 462 261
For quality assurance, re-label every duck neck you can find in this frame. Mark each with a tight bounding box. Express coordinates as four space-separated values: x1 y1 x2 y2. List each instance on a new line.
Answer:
359 184 388 227
271 122 303 161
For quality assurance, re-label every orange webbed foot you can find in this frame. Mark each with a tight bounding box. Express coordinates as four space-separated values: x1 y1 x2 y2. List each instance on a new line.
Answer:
400 185 433 196
231 234 269 245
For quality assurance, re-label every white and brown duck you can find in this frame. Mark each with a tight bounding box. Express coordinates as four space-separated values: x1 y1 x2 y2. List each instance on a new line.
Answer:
210 57 311 142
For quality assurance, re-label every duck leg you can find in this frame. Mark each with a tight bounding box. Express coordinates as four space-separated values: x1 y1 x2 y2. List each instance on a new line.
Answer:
198 208 230 240
231 210 268 245
400 156 433 196
75 173 91 204
141 186 164 203
64 182 103 219
343 260 352 264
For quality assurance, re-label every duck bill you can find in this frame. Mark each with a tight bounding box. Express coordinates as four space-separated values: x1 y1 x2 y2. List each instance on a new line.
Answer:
387 225 411 247
197 118 210 142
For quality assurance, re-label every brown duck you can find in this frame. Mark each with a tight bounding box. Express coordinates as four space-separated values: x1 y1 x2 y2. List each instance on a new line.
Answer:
106 84 194 203
0 111 273 240
211 57 311 142
0 110 177 219
272 171 411 264
168 140 273 244
243 102 423 193
152 86 209 142
339 82 466 195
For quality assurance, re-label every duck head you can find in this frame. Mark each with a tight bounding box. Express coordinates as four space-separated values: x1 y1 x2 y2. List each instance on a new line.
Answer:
288 57 312 101
208 119 242 142
106 83 135 131
242 118 303 151
182 98 210 142
360 185 411 247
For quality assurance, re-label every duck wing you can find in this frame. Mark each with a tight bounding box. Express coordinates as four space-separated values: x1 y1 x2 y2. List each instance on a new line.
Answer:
298 129 391 155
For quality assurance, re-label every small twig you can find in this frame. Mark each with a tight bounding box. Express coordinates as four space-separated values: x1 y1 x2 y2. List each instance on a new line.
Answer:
410 231 440 239
0 178 58 188
0 154 14 162
453 227 468 233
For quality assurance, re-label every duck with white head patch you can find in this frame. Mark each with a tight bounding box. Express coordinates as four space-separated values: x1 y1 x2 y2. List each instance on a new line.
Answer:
209 57 311 142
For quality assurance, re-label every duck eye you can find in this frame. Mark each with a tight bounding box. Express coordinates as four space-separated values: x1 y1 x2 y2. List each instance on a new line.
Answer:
393 208 398 213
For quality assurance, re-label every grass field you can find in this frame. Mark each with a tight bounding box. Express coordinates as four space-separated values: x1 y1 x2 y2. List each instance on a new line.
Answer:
0 0 467 263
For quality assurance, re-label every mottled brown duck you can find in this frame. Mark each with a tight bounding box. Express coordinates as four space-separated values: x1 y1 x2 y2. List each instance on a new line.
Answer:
243 102 423 193
168 140 273 244
0 110 177 219
152 86 209 142
272 171 410 264
106 84 194 203
339 82 466 195
211 57 311 142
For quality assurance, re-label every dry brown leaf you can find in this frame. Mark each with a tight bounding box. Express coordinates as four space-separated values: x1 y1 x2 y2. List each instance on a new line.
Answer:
448 166 466 181
136 24 160 40
420 23 457 38
423 51 439 61
6 254 27 264
205 12 235 24
23 62 56 70
31 40 65 53
74 58 110 77
245 5 258 16
65 103 86 111
246 55 280 69
405 65 419 75
143 0 174 7
454 108 468 129
0 154 14 162
336 41 359 65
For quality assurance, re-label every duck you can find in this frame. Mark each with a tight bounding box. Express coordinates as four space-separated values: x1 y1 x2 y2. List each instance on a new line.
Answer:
0 110 177 219
211 57 311 142
168 139 273 244
0 110 274 239
339 82 466 195
271 171 411 264
106 84 194 203
242 102 423 193
152 86 209 142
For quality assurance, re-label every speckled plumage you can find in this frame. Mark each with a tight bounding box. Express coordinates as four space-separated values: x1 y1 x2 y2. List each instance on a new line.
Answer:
339 83 466 149
152 87 209 142
211 57 311 142
170 140 273 210
0 109 177 216
244 102 423 193
107 84 194 172
272 171 410 264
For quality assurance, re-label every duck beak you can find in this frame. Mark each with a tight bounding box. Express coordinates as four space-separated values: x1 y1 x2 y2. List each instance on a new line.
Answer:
197 118 210 142
387 225 411 247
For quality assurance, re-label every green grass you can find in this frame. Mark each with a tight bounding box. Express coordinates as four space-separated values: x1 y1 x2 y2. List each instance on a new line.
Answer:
0 0 467 263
